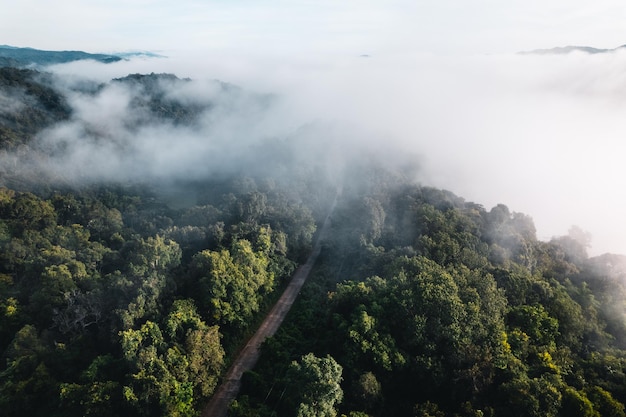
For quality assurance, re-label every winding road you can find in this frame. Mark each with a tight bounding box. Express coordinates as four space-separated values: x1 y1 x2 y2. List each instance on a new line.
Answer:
201 192 338 417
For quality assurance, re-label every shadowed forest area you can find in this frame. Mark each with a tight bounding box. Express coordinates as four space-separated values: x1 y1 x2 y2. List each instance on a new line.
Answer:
2 66 626 417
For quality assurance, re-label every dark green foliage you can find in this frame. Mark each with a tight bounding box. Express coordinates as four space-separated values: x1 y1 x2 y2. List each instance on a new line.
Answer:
236 177 626 417
0 173 322 416
585 386 626 417
0 45 121 66
111 73 206 125
2 65 626 417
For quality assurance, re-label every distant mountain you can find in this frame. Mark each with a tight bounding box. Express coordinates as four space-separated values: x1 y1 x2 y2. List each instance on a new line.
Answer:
114 51 165 59
520 44 626 55
0 45 124 67
0 45 164 68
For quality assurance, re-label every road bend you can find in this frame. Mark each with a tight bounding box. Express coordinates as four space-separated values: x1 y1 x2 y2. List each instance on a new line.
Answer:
201 191 339 417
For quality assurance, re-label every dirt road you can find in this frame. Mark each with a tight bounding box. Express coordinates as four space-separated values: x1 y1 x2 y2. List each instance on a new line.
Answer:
201 194 337 417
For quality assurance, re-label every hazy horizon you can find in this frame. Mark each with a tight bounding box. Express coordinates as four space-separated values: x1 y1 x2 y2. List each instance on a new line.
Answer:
2 1 626 255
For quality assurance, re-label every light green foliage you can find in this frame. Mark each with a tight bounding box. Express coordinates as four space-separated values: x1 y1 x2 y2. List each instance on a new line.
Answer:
288 353 344 417
193 248 247 325
166 299 224 397
120 300 224 416
191 237 273 328
347 306 405 371
508 304 559 348
332 255 509 394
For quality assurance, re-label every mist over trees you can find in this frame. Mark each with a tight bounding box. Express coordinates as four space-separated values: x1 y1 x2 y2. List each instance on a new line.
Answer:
232 172 626 416
1 63 626 417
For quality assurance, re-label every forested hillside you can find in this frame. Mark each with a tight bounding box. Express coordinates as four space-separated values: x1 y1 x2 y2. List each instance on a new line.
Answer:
233 164 626 417
1 66 626 417
0 174 338 416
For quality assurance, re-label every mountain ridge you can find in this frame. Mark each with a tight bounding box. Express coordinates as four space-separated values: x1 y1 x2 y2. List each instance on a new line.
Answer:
520 44 626 55
0 45 164 68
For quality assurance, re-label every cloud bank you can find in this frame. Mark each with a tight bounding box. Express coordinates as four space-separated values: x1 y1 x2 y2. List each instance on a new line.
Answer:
5 48 626 256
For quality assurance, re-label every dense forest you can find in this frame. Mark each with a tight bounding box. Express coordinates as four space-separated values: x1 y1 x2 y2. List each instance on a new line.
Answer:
1 64 626 417
232 167 626 417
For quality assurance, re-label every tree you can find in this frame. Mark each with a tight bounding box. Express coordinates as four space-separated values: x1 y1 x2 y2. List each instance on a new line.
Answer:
355 371 382 411
498 374 563 417
507 304 559 348
560 387 600 417
119 299 224 416
585 386 625 417
29 263 78 326
0 325 58 416
287 353 344 417
165 299 224 397
6 192 56 235
190 238 273 328
114 235 181 329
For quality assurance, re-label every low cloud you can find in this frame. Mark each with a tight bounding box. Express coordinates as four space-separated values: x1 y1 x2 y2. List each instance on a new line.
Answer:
0 89 26 115
4 48 626 255
27 74 279 182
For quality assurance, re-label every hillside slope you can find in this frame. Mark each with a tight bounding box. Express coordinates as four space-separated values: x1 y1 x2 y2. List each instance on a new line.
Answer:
1 64 626 417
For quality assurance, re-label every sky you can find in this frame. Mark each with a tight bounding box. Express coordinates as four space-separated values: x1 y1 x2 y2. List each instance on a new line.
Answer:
2 1 626 55
2 1 626 255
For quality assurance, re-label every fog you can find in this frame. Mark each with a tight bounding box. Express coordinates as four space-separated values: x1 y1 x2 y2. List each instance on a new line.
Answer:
7 47 626 255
